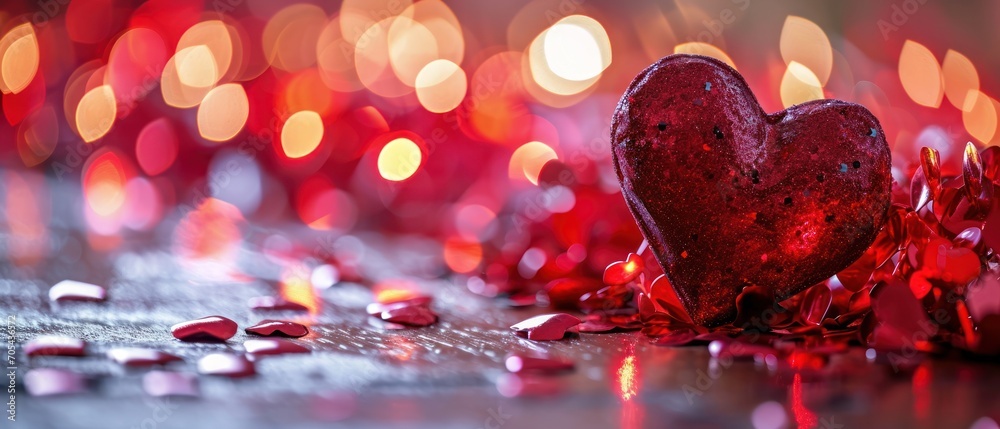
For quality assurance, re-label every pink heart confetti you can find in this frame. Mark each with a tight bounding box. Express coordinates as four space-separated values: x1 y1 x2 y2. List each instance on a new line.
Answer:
245 320 309 338
603 253 643 285
171 315 238 342
380 305 439 327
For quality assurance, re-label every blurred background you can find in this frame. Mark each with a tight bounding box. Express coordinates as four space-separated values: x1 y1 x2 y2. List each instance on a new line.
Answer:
0 0 998 283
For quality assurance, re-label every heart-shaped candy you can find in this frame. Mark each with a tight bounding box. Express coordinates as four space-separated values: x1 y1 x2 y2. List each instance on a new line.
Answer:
611 54 891 327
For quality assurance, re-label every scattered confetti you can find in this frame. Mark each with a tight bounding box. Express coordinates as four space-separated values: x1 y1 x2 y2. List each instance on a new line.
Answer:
245 320 309 338
171 315 238 342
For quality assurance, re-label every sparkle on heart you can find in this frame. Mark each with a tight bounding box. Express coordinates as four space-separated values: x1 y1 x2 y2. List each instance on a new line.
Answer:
611 54 892 326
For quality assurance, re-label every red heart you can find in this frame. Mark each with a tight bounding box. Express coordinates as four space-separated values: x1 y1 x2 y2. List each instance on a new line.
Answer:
611 55 891 327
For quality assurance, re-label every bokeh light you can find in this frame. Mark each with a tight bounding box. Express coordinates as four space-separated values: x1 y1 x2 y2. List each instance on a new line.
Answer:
963 91 998 144
899 40 944 108
779 16 832 86
941 49 979 112
0 23 40 95
281 110 324 159
16 106 58 167
543 16 611 81
263 4 327 72
377 137 422 181
509 141 558 185
83 150 128 217
176 21 233 87
136 118 179 175
415 59 466 113
443 238 483 274
780 62 824 108
75 85 117 142
527 15 611 98
197 83 249 142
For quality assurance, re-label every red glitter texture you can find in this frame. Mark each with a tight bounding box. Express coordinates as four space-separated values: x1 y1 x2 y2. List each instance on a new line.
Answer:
611 54 892 326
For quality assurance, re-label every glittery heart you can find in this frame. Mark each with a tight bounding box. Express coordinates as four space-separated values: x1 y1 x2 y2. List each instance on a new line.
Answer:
611 54 891 327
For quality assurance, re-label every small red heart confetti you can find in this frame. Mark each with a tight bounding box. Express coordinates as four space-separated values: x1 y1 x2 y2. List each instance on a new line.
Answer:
171 315 238 342
602 253 644 285
380 305 439 327
106 348 183 367
504 353 575 374
245 320 309 338
248 296 310 312
197 353 256 378
612 54 891 326
243 339 310 357
48 280 106 302
142 371 199 397
510 313 582 341
24 336 86 357
24 368 86 396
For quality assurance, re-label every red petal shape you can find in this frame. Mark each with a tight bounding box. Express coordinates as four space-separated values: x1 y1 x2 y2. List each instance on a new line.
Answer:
649 274 692 323
920 147 942 200
171 315 238 342
380 305 438 327
910 167 932 212
510 313 582 341
836 251 876 293
245 320 309 338
954 227 984 251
